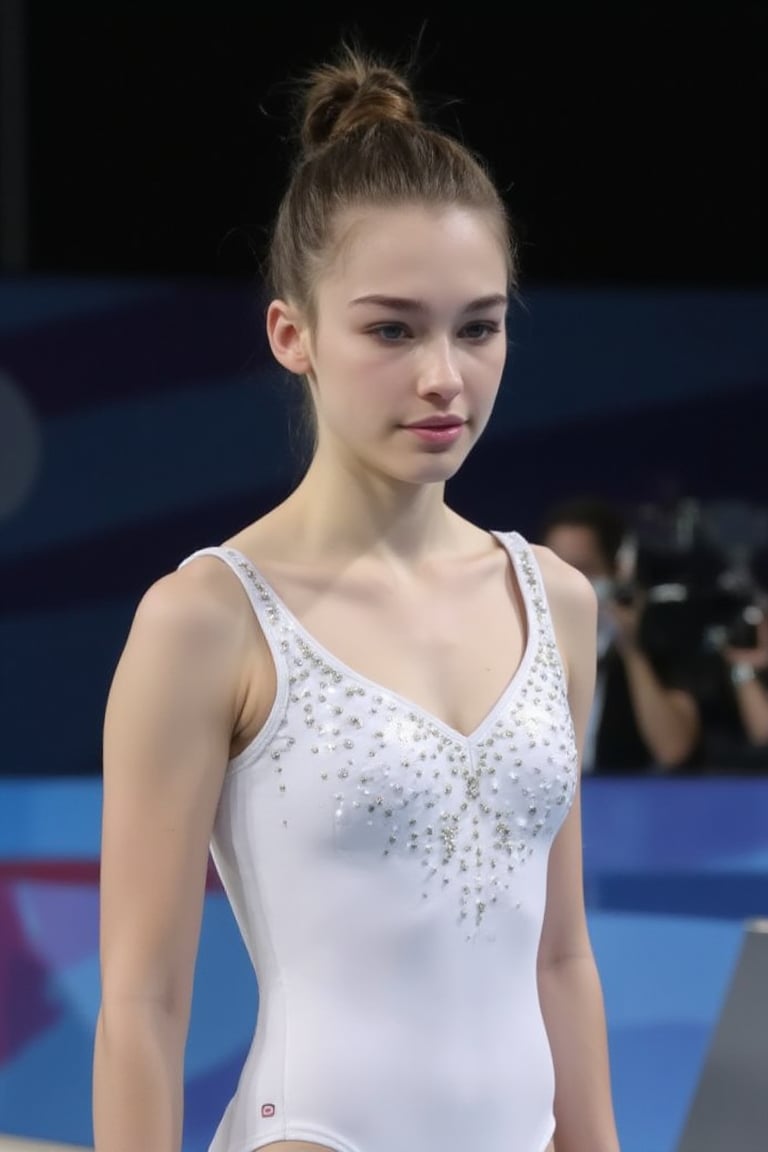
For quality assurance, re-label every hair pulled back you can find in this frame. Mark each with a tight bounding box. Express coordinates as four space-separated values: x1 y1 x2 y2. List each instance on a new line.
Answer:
267 43 516 319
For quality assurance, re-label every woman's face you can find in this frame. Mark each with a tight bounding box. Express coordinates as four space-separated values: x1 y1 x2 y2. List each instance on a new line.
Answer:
301 203 509 487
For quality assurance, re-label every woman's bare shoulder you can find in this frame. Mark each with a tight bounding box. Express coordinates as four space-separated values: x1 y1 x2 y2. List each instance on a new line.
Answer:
529 541 597 612
119 553 262 694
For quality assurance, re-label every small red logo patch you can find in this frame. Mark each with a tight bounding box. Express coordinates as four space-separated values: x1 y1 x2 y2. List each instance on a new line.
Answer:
261 1103 276 1118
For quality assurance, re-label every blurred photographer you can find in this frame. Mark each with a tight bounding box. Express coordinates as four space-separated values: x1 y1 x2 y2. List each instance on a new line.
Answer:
700 599 768 766
724 610 768 744
690 506 768 769
541 498 701 773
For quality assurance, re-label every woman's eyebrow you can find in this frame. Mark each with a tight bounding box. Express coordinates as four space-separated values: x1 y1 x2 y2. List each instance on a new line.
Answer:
349 293 508 312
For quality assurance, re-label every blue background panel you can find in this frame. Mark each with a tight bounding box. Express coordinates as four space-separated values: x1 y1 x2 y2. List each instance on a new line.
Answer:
1 778 766 1152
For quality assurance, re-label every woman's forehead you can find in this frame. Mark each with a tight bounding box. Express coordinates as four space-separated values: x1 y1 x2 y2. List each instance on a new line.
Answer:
320 203 509 298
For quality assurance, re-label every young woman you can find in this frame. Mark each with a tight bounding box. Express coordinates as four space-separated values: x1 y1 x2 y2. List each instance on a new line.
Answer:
93 44 621 1152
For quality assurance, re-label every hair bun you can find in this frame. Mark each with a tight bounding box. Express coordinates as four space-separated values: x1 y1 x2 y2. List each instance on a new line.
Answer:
300 45 420 154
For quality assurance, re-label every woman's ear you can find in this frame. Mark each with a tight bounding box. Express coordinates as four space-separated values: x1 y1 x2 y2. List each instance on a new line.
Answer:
266 300 313 376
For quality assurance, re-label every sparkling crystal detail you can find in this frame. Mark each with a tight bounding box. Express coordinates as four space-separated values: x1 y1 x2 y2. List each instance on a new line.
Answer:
228 537 578 936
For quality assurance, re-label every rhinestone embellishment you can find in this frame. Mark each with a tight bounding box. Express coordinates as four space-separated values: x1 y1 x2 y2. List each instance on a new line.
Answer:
232 540 578 937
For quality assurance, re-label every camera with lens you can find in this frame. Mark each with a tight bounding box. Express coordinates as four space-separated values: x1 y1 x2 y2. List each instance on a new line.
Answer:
706 596 762 652
623 540 763 661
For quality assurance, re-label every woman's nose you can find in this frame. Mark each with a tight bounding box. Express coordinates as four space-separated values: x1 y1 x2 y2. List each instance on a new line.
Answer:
416 339 463 401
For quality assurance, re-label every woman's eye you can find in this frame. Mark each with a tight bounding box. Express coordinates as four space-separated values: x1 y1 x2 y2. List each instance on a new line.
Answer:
367 320 502 343
370 323 410 342
460 321 501 341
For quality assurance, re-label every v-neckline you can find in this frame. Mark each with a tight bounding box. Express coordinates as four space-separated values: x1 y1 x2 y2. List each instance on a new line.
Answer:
226 530 538 747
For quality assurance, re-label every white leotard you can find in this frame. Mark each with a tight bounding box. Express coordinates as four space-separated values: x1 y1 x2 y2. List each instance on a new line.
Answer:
181 531 578 1152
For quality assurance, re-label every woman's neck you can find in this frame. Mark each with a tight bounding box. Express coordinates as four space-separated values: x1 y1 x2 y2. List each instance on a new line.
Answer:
280 456 467 567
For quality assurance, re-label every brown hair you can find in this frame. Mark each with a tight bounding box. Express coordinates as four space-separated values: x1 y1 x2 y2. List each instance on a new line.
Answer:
267 42 517 322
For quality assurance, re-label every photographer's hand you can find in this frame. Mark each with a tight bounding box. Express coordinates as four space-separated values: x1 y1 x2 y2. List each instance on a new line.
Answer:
724 619 768 746
723 616 768 672
609 592 700 769
724 646 768 671
606 594 644 652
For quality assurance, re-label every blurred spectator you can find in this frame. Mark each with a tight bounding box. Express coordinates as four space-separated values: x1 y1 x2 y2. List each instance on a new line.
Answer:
541 497 701 773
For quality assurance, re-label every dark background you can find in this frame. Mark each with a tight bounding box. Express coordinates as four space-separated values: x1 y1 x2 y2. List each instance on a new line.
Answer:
24 1 768 285
2 17 767 1152
2 2 768 779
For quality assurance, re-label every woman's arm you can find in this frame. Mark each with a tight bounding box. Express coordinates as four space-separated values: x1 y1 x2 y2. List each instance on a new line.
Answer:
93 559 251 1152
533 546 621 1152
